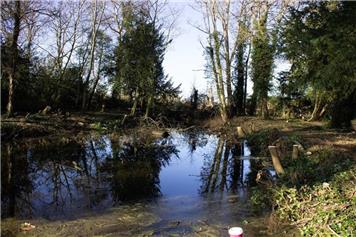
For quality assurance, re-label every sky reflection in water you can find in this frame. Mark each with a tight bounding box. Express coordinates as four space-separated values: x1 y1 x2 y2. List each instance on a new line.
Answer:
1 131 266 223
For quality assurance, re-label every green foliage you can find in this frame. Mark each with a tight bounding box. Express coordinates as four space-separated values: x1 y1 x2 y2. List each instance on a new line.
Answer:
114 3 180 116
250 10 275 116
250 186 273 210
250 146 355 236
246 128 280 156
274 167 356 236
281 1 356 126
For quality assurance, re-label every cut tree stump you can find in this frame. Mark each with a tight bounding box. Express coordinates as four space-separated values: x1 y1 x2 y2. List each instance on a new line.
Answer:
236 126 246 138
268 146 285 175
292 145 299 160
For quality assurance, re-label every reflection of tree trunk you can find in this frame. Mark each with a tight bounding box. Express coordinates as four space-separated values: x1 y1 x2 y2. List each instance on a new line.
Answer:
239 142 244 185
90 141 100 182
204 138 224 193
210 140 224 192
230 155 241 192
52 163 60 207
219 143 230 191
5 144 16 216
81 149 90 187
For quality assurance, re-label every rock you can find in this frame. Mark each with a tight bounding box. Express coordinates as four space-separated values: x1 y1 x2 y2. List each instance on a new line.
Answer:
306 151 312 156
322 182 330 189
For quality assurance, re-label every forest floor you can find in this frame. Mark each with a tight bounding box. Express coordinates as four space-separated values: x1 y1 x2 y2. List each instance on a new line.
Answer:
2 111 356 157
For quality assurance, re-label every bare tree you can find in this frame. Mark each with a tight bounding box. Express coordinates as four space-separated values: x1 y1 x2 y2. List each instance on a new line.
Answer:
1 1 22 117
194 0 248 122
40 0 87 106
81 0 106 111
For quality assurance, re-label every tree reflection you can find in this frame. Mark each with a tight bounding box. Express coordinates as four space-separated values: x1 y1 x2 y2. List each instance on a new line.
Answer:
103 138 177 202
200 137 262 194
1 136 178 219
1 144 32 218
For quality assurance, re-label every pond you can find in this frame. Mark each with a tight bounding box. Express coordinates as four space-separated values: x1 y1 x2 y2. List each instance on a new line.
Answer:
1 130 292 236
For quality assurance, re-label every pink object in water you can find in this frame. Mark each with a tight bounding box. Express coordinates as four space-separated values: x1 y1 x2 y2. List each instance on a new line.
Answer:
228 227 243 237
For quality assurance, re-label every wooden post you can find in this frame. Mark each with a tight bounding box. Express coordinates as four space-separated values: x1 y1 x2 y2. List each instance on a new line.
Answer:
268 146 285 175
292 145 299 160
237 126 245 138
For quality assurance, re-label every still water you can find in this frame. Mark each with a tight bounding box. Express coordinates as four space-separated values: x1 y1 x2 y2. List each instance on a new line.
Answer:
1 131 283 236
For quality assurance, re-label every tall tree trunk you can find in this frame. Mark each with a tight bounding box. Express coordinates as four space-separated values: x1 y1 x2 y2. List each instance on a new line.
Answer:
81 0 104 111
87 45 104 109
130 88 139 116
308 91 324 121
261 96 269 119
243 43 251 114
213 32 229 122
236 42 245 116
7 1 21 117
144 95 153 118
249 90 257 115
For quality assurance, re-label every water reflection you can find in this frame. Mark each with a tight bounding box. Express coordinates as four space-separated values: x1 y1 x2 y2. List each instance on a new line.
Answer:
199 137 263 194
105 139 177 202
1 131 268 221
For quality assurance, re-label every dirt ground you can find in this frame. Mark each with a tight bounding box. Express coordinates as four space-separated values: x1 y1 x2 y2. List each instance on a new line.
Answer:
206 116 356 158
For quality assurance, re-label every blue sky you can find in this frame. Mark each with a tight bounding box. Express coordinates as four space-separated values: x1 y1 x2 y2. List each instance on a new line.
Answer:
163 2 207 98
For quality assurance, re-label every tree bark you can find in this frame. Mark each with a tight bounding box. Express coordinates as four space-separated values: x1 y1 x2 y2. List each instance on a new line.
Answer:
87 43 104 109
236 42 245 116
261 96 269 119
243 33 251 115
6 1 21 117
81 0 105 111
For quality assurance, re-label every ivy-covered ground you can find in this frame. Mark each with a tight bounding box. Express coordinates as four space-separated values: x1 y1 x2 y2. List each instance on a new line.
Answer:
236 118 356 236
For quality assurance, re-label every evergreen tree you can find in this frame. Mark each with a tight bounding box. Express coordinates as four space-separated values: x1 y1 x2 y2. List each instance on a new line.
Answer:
114 3 179 117
250 9 274 118
281 1 356 128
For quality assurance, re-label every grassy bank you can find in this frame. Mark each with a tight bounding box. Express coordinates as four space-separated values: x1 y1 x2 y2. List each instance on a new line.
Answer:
241 120 356 236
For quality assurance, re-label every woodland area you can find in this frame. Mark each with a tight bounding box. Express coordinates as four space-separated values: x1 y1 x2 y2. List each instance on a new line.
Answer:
1 1 356 237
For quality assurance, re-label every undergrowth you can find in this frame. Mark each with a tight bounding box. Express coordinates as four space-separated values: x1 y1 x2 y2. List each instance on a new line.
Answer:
250 141 355 236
